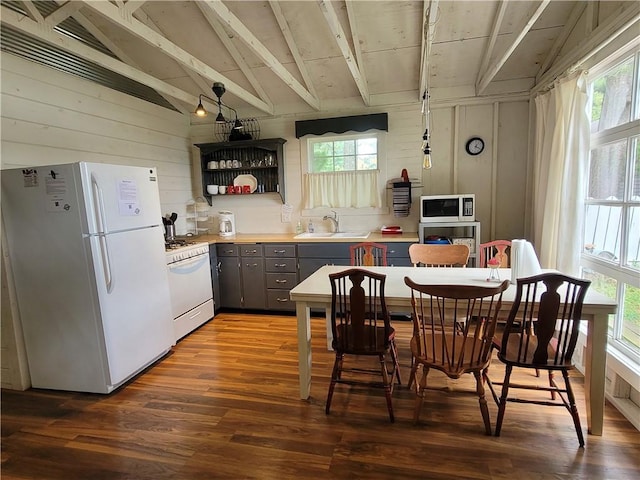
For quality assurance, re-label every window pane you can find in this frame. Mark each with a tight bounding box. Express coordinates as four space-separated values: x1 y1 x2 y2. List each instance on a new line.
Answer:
590 56 633 133
357 138 377 155
582 270 617 335
627 206 640 269
584 204 622 261
588 139 628 200
309 135 377 173
621 284 640 353
633 135 639 198
313 142 333 156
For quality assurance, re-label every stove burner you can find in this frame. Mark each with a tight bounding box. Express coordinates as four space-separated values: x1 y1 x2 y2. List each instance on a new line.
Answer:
165 239 196 250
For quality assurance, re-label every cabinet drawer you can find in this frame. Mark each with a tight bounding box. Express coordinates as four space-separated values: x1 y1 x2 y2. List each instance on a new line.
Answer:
266 290 295 311
239 244 263 257
297 243 351 258
266 272 297 290
217 244 239 257
264 244 296 257
265 257 297 273
386 242 412 257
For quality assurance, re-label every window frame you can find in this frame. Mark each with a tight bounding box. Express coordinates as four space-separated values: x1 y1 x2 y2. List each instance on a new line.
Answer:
583 48 640 364
300 130 389 216
308 133 379 173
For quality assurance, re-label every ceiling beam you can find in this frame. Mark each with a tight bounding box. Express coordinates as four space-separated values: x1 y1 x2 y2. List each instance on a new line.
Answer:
318 0 369 106
200 0 319 111
476 0 551 95
535 1 586 83
475 0 507 94
419 0 438 101
1 6 199 108
197 2 273 110
45 2 83 26
130 6 209 113
344 1 368 90
533 2 640 94
269 0 317 99
78 0 273 115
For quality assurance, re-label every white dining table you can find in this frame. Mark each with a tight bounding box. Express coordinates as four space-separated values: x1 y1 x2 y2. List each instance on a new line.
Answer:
289 265 618 436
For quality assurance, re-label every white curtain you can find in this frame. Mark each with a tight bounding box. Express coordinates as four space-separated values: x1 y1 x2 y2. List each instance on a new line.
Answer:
532 71 589 275
303 170 381 208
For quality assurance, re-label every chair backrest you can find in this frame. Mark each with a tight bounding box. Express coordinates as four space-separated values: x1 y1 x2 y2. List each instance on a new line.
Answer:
329 268 391 354
404 277 510 377
350 242 388 266
408 244 470 267
499 273 591 367
479 240 511 268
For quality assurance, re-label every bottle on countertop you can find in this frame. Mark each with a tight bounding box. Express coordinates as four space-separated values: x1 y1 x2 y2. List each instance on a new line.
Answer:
296 220 303 234
307 220 315 233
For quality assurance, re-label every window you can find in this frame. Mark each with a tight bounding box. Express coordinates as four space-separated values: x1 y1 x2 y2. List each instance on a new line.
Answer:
309 134 378 172
583 49 640 362
303 132 384 210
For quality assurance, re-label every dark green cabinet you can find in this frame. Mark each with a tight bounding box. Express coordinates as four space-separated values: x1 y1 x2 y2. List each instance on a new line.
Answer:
196 138 287 205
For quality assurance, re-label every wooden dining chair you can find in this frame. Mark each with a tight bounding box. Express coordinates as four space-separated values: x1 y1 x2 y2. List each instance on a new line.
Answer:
326 268 401 422
483 273 591 447
408 244 470 267
479 240 511 268
404 277 510 434
350 242 388 266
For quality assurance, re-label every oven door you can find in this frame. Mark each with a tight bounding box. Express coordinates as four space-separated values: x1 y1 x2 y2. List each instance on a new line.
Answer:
167 253 212 320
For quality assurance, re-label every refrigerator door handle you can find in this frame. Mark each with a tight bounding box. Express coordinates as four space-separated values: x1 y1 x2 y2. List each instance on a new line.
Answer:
90 174 108 234
97 234 114 293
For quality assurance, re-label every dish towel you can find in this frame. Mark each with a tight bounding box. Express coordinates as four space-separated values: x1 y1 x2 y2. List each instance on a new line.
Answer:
392 180 411 217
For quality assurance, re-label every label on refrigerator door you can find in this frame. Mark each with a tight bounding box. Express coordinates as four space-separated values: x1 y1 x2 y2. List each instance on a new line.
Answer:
45 170 70 212
117 179 141 216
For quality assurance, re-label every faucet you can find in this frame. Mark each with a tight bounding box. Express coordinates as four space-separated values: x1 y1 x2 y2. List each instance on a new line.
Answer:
323 210 340 233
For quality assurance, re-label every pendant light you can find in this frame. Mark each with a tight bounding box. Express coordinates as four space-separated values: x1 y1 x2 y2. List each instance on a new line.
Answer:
194 82 244 130
421 91 432 169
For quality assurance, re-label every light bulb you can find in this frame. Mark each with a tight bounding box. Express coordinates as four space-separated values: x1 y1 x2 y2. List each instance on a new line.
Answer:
422 144 432 169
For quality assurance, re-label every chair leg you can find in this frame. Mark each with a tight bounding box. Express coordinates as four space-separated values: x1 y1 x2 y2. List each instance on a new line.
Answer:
548 370 557 400
325 353 342 415
474 371 492 436
495 364 513 437
408 355 418 390
389 339 402 386
562 370 585 448
413 365 429 424
379 354 394 423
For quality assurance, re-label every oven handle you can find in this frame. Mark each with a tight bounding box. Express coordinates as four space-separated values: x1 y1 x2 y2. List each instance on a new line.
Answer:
168 254 208 271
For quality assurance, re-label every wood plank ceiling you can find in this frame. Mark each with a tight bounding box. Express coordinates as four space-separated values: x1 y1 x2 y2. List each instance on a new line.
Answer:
0 1 634 118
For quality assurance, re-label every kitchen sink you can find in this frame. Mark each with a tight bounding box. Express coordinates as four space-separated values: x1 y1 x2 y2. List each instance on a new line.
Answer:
294 232 335 239
331 232 370 239
294 231 370 239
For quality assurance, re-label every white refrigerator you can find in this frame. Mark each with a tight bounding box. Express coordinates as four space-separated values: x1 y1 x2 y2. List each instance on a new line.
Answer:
1 162 174 393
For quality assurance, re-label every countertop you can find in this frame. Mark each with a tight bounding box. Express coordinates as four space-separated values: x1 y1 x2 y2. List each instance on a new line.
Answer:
193 231 418 244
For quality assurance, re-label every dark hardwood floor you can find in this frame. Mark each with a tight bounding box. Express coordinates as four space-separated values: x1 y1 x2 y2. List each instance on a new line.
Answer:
2 313 639 479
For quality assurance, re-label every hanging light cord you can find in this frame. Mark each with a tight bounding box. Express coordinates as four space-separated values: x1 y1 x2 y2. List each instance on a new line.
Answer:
422 90 432 169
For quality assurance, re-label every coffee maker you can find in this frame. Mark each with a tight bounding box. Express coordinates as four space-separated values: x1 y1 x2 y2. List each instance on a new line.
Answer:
218 211 236 237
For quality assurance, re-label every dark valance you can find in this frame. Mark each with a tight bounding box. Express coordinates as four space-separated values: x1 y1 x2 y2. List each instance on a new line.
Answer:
295 113 388 138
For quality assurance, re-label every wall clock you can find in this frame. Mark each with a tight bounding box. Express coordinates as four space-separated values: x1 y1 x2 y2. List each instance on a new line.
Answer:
465 137 485 156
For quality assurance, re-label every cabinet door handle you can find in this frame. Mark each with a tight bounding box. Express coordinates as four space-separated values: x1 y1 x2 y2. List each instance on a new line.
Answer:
274 263 287 268
276 298 288 303
273 249 286 254
275 279 287 284
223 249 234 254
245 249 258 254
246 263 258 268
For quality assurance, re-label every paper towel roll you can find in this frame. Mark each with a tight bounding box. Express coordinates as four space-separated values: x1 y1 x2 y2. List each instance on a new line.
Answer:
511 239 542 284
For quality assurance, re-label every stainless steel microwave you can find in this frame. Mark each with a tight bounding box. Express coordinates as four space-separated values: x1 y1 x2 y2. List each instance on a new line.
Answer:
419 194 475 222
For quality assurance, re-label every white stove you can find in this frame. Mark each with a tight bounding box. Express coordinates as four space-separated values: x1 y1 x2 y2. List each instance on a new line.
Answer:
165 241 214 342
165 241 210 264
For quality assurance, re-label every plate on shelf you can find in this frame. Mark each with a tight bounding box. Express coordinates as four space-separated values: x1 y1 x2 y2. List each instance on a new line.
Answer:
233 174 258 193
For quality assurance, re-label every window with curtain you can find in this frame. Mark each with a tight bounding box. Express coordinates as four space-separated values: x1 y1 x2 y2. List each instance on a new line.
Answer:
582 48 640 363
304 133 382 209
